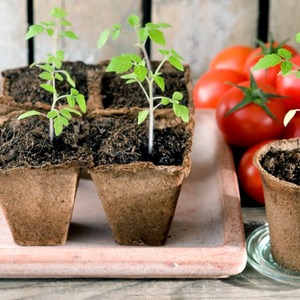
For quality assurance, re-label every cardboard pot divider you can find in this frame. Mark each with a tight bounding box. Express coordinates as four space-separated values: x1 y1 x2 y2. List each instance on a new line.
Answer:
254 138 300 271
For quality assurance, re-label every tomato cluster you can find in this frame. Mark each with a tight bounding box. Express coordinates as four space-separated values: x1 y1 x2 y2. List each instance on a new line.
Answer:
193 41 300 206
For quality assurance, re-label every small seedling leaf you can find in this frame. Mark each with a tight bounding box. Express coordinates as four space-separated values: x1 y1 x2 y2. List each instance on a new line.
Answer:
121 72 136 80
106 55 134 73
158 49 170 56
161 97 170 105
97 29 111 48
127 15 140 27
168 56 184 71
138 28 148 42
60 19 72 26
170 49 184 60
46 28 54 37
156 22 172 28
54 73 63 81
138 110 149 125
60 108 72 120
64 107 82 116
153 75 165 91
76 94 86 113
47 110 59 119
173 104 189 122
64 30 79 39
39 71 53 81
172 91 184 101
148 28 166 46
111 26 121 40
59 71 75 87
71 88 79 96
253 54 282 70
56 50 64 60
40 83 56 93
50 7 67 19
36 64 54 72
134 65 147 82
67 95 76 107
54 116 64 136
25 24 44 40
18 110 41 120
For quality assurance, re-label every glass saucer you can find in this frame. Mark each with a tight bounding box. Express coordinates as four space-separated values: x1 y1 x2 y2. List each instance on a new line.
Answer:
246 223 300 286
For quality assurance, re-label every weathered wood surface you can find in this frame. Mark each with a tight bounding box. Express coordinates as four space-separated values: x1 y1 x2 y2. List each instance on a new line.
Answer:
0 208 299 300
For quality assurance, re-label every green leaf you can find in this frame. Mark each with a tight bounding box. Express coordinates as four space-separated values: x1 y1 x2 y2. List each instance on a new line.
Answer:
61 20 72 26
59 70 75 87
39 71 53 81
40 83 56 93
111 25 121 40
25 24 44 40
148 28 166 46
53 116 64 136
138 110 149 125
121 72 136 80
106 55 134 73
40 21 55 27
281 61 293 75
158 49 170 56
153 75 165 91
296 32 300 44
171 49 184 61
278 48 292 60
138 28 148 42
50 7 67 19
63 30 79 39
173 104 189 123
54 73 63 81
56 50 64 60
134 65 147 82
253 54 282 70
36 64 54 72
63 107 82 116
161 97 170 105
46 28 54 37
53 57 62 69
47 110 58 119
18 110 41 120
71 88 79 96
67 95 76 107
75 94 86 113
168 56 184 71
172 91 183 101
60 108 72 120
97 29 111 48
156 22 172 28
127 15 140 27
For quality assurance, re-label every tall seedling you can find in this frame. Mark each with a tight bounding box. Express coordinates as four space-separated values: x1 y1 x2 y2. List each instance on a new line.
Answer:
98 15 189 155
18 7 86 142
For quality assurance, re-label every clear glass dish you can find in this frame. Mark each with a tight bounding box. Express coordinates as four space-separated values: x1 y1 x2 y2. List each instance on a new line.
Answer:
246 223 300 286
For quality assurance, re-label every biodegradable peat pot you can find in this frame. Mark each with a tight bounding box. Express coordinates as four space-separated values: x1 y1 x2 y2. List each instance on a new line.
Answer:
0 113 91 246
88 113 194 246
254 138 300 271
0 165 80 246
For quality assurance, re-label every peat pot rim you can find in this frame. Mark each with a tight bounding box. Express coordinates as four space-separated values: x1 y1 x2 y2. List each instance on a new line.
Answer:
253 137 300 190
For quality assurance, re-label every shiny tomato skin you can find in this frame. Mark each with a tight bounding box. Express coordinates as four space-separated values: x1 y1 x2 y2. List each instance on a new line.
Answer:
281 112 300 138
238 140 274 205
193 69 246 109
216 81 286 148
210 45 253 76
243 43 298 87
276 54 300 110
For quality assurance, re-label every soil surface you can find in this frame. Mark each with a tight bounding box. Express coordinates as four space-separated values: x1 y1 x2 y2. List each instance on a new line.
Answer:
261 149 300 185
2 61 90 106
0 115 189 169
0 116 91 169
86 115 189 166
101 63 189 109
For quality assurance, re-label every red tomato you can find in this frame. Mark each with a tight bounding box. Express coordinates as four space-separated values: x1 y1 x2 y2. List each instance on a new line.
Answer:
238 140 274 205
193 69 245 109
276 54 300 111
243 42 298 87
210 45 253 76
216 81 286 148
281 111 300 138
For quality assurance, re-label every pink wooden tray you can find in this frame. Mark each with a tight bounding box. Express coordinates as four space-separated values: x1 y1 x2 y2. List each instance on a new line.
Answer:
0 109 247 278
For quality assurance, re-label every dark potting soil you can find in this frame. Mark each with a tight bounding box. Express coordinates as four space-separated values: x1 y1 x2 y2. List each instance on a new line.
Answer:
0 115 189 169
0 116 91 170
101 66 189 109
3 61 89 106
261 149 300 186
86 115 189 166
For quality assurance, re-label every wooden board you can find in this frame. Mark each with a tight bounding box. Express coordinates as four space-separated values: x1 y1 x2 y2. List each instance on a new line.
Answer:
0 110 246 278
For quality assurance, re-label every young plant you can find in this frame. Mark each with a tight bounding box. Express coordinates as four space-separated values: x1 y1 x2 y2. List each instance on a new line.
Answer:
253 32 300 126
18 7 86 142
97 14 189 155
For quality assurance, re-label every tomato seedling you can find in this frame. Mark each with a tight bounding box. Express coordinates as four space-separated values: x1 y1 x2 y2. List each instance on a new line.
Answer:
97 14 189 155
18 7 86 142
